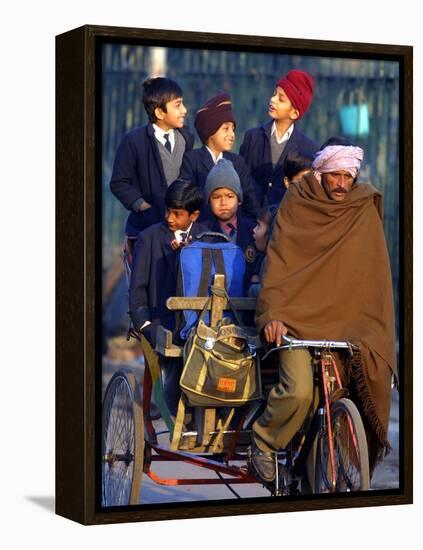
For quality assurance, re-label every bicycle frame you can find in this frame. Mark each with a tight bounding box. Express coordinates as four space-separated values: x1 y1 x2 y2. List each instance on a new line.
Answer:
266 336 360 494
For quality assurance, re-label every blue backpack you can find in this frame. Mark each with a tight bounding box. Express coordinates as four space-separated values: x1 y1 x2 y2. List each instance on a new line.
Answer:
176 232 246 340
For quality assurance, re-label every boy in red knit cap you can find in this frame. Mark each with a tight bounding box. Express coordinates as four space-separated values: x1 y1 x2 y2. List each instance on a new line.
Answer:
240 70 318 206
179 91 259 221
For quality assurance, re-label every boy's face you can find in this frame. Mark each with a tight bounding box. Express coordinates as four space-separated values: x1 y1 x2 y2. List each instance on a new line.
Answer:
165 208 199 232
268 86 299 123
206 122 235 154
155 97 187 131
253 219 269 252
209 187 239 222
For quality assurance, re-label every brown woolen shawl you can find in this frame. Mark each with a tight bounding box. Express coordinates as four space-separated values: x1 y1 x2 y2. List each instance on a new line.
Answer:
256 172 397 473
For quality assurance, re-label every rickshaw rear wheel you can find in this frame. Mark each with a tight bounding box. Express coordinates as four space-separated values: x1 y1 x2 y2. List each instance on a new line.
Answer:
102 370 144 506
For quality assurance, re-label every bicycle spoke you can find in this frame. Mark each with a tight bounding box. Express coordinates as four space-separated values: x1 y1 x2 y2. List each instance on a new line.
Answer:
334 411 361 491
315 399 369 494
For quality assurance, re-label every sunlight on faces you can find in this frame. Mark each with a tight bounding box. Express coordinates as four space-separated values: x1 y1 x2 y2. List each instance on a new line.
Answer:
206 122 235 156
154 97 187 131
253 219 269 252
321 170 355 202
268 87 299 123
165 208 199 232
209 187 239 222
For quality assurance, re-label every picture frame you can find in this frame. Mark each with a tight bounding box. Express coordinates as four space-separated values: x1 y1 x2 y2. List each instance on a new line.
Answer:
56 24 413 525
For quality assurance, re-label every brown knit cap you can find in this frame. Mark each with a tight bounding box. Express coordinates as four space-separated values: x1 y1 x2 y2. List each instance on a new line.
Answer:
194 91 236 144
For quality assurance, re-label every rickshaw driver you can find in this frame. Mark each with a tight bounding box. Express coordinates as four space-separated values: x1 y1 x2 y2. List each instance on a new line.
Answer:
249 139 397 484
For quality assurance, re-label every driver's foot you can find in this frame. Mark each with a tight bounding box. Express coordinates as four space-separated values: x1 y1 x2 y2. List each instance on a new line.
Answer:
248 439 277 483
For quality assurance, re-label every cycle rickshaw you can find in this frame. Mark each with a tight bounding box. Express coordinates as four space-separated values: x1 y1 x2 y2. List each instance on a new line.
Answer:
102 269 370 506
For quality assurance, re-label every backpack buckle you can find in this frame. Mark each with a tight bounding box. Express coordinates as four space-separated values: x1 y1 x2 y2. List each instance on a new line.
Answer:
204 337 216 350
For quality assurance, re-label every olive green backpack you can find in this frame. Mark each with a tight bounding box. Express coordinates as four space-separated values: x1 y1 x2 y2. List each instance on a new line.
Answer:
171 292 261 451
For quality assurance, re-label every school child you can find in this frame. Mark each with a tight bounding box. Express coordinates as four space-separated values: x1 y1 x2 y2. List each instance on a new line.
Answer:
179 91 259 221
239 70 318 207
129 180 205 348
110 77 194 239
248 205 278 298
202 158 257 288
283 149 315 189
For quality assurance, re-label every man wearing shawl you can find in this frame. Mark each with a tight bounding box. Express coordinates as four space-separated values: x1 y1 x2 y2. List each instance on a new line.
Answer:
250 140 397 485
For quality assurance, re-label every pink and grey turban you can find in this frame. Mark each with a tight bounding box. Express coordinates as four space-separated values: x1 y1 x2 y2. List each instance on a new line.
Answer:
312 145 364 183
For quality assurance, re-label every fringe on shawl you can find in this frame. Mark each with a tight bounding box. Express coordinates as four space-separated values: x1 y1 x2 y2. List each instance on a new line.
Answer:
347 347 392 477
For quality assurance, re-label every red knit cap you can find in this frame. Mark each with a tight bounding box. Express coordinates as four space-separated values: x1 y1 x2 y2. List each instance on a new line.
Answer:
194 92 236 144
276 70 314 118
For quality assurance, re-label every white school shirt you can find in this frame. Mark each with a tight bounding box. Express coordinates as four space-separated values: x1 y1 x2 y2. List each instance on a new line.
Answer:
153 124 175 152
174 222 193 244
206 147 223 164
271 121 294 144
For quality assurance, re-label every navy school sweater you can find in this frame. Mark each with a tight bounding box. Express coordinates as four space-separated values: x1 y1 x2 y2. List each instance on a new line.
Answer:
239 121 318 206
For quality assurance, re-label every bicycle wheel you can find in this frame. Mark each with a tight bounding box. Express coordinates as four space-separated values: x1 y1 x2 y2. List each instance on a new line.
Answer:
102 370 144 506
314 398 369 493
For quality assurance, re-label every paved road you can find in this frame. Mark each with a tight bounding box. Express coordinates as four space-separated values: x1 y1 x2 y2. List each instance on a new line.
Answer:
371 389 399 490
103 357 399 504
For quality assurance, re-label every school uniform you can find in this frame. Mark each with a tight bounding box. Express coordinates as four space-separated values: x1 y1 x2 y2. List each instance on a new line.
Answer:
203 214 257 292
239 121 318 206
129 220 206 344
128 220 205 416
179 147 260 221
110 124 194 237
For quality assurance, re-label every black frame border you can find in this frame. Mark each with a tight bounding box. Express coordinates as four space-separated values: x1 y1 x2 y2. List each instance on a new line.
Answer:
56 24 413 525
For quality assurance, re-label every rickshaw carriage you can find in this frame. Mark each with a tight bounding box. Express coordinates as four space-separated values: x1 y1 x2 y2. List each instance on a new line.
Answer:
102 273 370 506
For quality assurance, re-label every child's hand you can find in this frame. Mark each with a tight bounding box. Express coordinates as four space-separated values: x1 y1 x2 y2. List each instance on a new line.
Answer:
139 201 152 211
171 236 192 250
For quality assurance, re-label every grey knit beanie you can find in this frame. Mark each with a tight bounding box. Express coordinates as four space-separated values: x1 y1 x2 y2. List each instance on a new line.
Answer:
204 159 243 203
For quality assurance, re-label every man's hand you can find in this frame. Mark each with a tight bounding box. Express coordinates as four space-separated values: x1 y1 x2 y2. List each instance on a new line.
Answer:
263 320 288 347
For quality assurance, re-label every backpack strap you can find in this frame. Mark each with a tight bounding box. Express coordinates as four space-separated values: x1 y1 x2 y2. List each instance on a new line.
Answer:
174 257 185 343
198 248 213 297
211 248 227 289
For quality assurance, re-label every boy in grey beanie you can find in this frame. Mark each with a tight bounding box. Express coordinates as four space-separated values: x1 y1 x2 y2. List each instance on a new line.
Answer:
203 159 257 291
204 158 243 204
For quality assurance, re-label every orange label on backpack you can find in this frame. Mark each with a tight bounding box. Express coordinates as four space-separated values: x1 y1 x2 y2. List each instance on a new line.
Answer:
217 377 236 393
